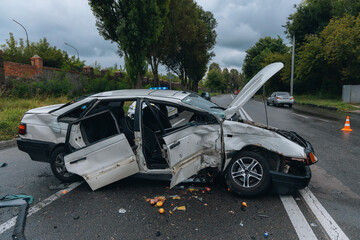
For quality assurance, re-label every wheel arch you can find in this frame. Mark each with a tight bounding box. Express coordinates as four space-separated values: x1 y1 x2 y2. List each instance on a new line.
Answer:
224 145 281 172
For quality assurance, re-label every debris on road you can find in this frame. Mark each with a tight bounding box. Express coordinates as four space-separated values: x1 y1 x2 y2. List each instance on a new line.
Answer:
310 223 317 227
264 232 269 238
0 194 34 204
177 206 186 211
62 190 68 194
193 196 203 202
258 214 269 218
239 221 244 227
229 210 235 215
0 162 8 168
227 187 232 192
241 202 247 211
159 208 165 214
156 201 163 207
155 231 162 237
118 208 127 214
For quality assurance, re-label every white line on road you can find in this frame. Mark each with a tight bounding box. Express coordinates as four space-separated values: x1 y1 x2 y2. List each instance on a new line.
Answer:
172 118 185 126
280 195 317 240
0 181 82 235
230 95 234 100
293 113 309 119
299 187 349 240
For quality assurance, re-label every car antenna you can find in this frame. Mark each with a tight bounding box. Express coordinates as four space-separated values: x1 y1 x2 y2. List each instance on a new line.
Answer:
262 85 269 128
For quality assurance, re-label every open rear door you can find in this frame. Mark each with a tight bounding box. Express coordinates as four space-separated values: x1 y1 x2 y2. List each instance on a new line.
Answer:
63 111 139 190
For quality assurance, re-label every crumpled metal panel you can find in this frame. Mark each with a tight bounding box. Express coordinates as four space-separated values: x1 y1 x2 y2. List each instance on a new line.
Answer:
222 120 306 168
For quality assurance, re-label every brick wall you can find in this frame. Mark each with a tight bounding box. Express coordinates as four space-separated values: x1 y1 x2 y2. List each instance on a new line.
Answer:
4 61 43 79
0 50 5 84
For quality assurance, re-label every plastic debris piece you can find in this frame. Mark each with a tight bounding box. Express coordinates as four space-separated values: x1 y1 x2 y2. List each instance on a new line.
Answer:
159 208 165 214
0 194 34 204
193 196 203 202
157 196 166 202
239 221 244 227
310 223 317 227
150 199 156 205
295 198 301 201
146 198 151 202
204 203 208 206
169 211 173 215
264 232 269 238
62 190 68 194
172 206 178 211
0 162 8 168
156 201 163 207
177 206 186 211
258 214 269 218
118 208 127 214
229 210 235 215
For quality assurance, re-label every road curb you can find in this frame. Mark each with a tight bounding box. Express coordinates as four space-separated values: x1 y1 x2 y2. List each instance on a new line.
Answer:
0 139 17 150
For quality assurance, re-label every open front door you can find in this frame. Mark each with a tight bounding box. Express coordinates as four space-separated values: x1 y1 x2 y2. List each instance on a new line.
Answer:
63 110 139 190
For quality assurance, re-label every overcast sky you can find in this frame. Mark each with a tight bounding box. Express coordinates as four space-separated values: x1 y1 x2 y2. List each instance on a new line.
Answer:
0 0 301 73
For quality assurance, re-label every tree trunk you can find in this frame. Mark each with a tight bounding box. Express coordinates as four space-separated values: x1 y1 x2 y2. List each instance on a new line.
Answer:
136 72 143 89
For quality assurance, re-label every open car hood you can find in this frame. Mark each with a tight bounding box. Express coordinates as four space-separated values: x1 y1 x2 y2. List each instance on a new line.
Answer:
224 62 284 119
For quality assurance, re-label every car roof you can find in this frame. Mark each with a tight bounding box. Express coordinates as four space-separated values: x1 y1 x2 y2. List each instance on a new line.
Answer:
92 89 190 101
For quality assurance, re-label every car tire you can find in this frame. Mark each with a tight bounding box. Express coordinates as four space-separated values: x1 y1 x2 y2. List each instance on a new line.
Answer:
225 151 271 197
289 104 293 108
266 101 270 106
50 146 81 182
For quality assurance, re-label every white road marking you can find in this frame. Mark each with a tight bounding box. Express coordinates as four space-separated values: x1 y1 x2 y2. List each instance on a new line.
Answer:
230 95 234 100
299 187 349 240
0 181 82 235
293 113 309 119
172 118 186 127
280 195 317 240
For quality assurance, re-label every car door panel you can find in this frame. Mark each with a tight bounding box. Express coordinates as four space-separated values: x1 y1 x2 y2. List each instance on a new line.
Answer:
163 124 221 188
65 134 138 190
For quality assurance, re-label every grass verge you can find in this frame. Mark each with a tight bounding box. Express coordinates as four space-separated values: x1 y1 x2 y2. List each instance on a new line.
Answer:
294 95 359 112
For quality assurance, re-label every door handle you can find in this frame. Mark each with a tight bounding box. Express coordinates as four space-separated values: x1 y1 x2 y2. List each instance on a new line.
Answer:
69 157 87 164
169 141 180 149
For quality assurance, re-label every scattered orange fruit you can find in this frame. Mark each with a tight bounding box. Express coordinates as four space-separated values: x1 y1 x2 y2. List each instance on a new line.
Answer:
62 190 68 194
227 187 232 192
156 201 164 207
150 199 156 205
242 202 247 207
159 208 165 214
206 187 211 192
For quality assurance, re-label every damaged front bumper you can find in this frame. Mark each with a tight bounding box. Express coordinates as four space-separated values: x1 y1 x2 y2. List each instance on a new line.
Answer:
270 165 311 194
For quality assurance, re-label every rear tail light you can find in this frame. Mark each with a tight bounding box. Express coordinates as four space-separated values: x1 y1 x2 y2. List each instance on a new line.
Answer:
290 97 294 100
277 97 280 100
18 123 26 135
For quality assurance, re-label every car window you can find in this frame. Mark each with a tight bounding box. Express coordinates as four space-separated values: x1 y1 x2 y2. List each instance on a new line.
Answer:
59 100 95 120
277 92 290 96
182 93 225 118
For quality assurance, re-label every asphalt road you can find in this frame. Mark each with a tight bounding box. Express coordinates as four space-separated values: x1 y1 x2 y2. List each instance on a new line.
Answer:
0 94 359 239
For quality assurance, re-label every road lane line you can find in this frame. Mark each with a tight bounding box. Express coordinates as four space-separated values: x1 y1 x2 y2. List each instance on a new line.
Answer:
0 181 82 235
230 95 234 100
280 195 317 239
299 187 349 240
172 118 185 127
293 113 309 119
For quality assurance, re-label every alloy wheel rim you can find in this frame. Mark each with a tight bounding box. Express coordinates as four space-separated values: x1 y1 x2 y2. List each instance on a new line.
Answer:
231 157 263 188
55 153 73 178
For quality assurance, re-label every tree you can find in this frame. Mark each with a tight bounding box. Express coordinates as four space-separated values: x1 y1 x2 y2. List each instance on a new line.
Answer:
205 69 222 92
229 69 244 91
1 33 84 71
284 0 360 44
89 0 167 88
242 36 288 81
295 14 360 96
160 0 217 91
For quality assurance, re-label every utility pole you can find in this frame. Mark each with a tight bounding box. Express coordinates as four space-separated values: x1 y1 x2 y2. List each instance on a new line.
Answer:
290 34 295 96
64 42 80 59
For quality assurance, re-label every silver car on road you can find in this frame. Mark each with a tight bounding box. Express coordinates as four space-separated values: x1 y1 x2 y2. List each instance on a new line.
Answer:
267 92 294 107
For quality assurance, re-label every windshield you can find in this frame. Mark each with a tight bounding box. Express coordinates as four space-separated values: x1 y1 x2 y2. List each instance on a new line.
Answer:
182 93 225 118
49 94 91 113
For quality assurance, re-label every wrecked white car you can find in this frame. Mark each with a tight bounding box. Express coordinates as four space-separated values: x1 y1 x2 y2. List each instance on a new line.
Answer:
17 63 317 196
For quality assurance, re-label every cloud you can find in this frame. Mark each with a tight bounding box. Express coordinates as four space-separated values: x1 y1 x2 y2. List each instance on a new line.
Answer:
0 0 301 72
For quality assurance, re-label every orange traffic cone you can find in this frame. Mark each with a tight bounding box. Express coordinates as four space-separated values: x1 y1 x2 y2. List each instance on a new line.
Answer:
341 116 353 132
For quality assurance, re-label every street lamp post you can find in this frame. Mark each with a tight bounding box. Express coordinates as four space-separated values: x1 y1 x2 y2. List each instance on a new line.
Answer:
64 42 79 59
290 34 295 96
12 19 29 49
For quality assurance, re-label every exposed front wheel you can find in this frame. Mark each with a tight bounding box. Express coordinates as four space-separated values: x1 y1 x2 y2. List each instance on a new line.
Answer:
225 151 271 197
289 104 293 108
50 146 80 182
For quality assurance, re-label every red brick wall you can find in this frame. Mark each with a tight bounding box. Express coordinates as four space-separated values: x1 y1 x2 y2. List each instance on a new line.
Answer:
4 61 43 78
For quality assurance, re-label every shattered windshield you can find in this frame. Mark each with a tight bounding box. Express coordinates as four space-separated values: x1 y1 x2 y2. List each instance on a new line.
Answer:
182 93 225 118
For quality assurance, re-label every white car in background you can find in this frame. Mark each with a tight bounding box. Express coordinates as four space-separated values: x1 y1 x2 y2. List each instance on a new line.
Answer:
17 63 318 196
